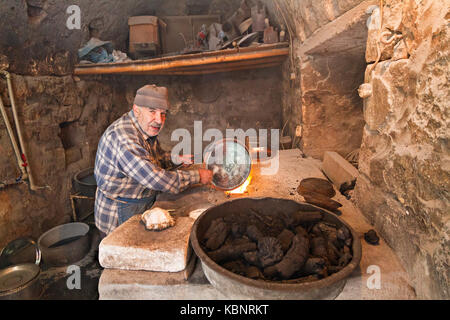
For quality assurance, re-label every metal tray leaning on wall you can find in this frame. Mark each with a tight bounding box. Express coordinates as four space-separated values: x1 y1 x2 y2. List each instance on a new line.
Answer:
0 238 42 300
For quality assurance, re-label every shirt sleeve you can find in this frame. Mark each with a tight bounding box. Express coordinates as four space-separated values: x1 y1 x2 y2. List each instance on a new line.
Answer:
164 151 175 166
116 139 200 194
156 139 177 168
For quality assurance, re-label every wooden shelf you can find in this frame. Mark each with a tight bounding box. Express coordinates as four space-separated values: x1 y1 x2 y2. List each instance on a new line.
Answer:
74 43 289 76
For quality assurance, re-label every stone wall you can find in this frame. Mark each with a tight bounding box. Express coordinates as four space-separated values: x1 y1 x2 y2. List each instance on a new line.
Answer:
354 0 450 299
0 74 130 247
99 70 283 152
273 0 369 159
299 52 366 159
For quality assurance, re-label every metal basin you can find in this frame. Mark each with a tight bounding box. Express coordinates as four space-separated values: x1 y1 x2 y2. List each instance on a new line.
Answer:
190 197 362 300
38 223 90 267
0 263 42 300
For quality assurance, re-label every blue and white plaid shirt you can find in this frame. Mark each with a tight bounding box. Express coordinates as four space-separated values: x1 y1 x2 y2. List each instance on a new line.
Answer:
94 110 200 234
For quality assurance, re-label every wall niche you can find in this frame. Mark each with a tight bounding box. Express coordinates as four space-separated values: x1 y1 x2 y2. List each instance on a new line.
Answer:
59 120 84 166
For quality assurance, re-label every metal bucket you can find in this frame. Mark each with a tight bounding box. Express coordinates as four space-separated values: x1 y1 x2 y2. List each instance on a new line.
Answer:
38 223 90 267
190 197 362 300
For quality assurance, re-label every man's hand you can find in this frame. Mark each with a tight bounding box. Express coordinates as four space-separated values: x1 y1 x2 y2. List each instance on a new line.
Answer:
198 168 213 185
174 154 194 166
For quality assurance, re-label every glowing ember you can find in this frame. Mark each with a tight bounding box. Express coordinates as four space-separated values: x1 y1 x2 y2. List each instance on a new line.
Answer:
226 174 252 194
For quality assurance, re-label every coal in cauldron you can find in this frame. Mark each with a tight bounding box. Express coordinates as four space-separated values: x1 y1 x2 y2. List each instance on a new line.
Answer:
190 198 361 300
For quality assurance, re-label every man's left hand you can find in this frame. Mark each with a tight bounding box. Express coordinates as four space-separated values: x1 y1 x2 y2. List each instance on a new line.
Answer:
174 154 194 166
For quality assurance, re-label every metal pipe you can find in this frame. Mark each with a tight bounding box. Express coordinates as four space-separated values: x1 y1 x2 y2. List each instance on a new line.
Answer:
1 70 44 190
74 46 289 75
0 92 28 180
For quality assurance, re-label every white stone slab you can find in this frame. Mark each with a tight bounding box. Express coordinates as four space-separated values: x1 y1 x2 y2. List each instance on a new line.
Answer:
99 260 229 300
99 216 194 272
322 151 359 188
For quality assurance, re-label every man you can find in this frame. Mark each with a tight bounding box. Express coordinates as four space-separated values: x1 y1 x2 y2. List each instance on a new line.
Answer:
94 84 212 237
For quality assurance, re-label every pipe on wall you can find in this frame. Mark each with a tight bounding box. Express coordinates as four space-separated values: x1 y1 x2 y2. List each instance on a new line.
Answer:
0 94 28 181
1 71 47 191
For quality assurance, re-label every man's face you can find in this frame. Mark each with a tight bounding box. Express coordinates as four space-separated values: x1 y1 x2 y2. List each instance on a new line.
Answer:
133 105 167 137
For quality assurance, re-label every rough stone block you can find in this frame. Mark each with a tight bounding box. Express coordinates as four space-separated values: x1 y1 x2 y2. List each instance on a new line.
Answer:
322 151 359 188
363 59 410 131
99 216 195 272
0 54 8 70
98 259 229 300
392 40 409 61
366 29 395 63
300 54 365 159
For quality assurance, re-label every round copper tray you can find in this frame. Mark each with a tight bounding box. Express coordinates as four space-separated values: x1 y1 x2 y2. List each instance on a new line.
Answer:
203 139 252 191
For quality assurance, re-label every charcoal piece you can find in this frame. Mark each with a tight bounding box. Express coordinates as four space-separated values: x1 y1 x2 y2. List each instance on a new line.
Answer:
204 218 230 251
343 245 351 255
337 226 351 241
364 229 380 245
208 242 257 263
301 191 342 211
277 229 295 253
277 211 293 228
338 252 352 267
243 251 260 266
311 236 328 258
249 208 275 228
278 211 322 229
327 241 339 265
317 222 338 235
263 234 310 279
246 225 264 242
226 236 252 247
317 222 340 247
222 260 247 275
302 257 327 276
310 224 323 237
290 211 323 226
297 178 336 198
328 265 343 274
258 237 284 268
294 225 308 238
245 266 264 279
231 222 246 237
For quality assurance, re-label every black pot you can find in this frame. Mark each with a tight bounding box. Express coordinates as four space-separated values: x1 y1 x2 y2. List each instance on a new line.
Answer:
73 168 97 197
